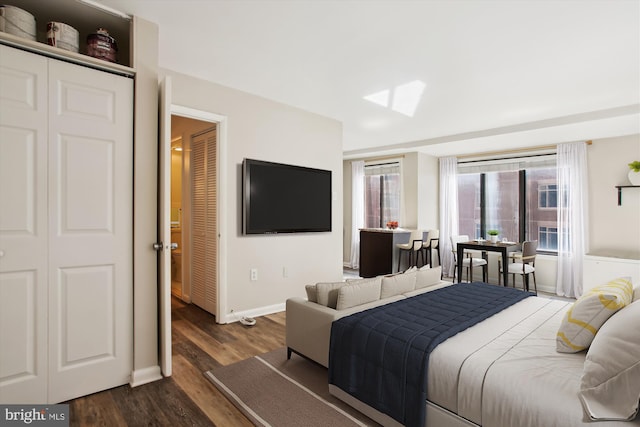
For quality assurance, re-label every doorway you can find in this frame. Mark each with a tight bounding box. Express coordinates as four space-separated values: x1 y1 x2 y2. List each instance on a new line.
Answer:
170 115 218 313
159 92 229 376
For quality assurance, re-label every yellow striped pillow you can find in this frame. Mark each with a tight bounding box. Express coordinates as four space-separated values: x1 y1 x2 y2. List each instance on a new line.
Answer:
556 277 633 353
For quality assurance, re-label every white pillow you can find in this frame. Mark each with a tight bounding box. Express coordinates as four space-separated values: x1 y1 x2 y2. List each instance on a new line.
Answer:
381 271 416 299
415 266 442 290
556 277 633 353
634 285 640 302
335 277 382 310
580 300 640 421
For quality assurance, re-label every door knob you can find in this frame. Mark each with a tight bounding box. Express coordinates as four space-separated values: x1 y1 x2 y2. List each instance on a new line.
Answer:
169 243 178 250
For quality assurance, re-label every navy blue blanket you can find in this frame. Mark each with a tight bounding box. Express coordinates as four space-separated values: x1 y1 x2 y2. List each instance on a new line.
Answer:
328 282 533 427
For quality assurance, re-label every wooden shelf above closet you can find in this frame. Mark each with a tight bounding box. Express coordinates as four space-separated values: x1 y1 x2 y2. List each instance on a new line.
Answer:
1 0 132 68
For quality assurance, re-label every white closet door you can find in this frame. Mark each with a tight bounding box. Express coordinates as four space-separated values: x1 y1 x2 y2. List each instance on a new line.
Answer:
190 128 217 315
47 59 133 402
0 46 49 404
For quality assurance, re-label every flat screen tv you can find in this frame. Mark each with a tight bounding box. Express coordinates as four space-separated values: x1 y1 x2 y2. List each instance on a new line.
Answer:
242 158 332 234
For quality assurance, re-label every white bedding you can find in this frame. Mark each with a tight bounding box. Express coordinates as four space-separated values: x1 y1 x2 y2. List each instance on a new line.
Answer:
428 296 640 427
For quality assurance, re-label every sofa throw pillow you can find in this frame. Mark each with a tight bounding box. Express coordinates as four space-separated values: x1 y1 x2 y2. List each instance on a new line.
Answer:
336 277 382 310
381 271 416 299
315 281 346 308
580 300 640 421
556 277 633 353
305 284 317 303
415 266 442 289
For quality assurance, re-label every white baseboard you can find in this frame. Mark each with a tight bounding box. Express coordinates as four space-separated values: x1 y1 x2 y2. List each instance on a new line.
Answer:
130 366 163 387
222 302 285 325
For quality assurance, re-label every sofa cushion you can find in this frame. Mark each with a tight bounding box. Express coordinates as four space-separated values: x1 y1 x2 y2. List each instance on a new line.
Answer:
381 271 417 299
305 284 317 303
416 266 442 289
315 281 347 308
336 277 382 310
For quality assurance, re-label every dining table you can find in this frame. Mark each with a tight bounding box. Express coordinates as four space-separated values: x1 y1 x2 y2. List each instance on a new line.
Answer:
456 240 522 287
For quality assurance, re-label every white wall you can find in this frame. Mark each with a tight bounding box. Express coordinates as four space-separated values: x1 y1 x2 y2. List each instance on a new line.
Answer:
587 134 640 258
161 69 343 318
132 16 161 384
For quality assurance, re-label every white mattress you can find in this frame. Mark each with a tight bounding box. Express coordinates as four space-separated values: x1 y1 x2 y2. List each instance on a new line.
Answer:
428 296 640 427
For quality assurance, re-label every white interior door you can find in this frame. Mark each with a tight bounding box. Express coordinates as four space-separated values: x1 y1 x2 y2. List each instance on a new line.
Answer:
158 77 172 376
47 58 133 403
0 45 48 404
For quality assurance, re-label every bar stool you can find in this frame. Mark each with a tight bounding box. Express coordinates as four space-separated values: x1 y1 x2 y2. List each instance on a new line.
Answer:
396 229 424 272
421 229 441 268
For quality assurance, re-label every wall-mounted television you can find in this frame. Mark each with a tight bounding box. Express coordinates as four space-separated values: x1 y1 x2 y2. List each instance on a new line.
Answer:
242 158 332 234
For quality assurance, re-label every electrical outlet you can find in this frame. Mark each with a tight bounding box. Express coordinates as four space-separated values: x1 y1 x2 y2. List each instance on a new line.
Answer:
250 268 258 281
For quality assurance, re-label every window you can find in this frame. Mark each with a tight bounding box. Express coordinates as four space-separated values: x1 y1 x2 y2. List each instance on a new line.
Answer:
485 171 519 243
364 162 400 228
538 224 558 251
457 155 561 252
538 183 558 208
457 174 481 238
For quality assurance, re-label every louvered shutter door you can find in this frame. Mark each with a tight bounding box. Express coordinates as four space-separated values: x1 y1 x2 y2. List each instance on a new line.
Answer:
190 128 217 315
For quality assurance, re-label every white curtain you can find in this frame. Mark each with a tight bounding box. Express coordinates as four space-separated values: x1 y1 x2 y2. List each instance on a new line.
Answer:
439 156 459 277
349 161 365 269
556 142 589 298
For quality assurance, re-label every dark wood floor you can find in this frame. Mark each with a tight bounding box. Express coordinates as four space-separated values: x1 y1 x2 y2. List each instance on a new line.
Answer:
66 297 286 426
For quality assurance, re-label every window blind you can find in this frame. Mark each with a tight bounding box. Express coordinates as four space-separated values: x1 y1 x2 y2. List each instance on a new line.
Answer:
458 154 556 174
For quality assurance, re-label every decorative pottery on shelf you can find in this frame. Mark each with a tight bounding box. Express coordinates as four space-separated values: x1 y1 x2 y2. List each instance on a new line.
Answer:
629 161 640 186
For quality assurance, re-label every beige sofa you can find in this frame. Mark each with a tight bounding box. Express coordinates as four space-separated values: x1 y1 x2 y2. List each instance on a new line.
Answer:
285 266 448 367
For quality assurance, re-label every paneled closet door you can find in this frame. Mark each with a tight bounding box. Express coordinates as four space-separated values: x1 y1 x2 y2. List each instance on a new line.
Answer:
47 59 133 403
0 45 49 404
190 128 217 316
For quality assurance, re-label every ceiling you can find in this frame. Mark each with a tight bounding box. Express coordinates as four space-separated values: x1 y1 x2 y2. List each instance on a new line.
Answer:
94 0 640 158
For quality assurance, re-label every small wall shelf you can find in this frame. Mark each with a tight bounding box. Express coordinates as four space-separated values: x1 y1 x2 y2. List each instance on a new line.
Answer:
615 185 640 205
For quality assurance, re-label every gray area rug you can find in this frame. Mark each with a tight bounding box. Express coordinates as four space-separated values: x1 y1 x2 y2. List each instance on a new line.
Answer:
204 347 379 427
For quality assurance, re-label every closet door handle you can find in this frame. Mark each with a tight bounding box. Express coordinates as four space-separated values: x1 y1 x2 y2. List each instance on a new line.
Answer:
169 243 178 250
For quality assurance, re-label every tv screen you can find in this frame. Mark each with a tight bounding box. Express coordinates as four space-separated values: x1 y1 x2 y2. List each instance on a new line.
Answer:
242 158 332 234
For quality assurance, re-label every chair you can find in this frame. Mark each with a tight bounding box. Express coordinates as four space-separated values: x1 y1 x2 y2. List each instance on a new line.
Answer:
499 240 537 293
421 229 441 268
450 235 488 282
396 229 425 272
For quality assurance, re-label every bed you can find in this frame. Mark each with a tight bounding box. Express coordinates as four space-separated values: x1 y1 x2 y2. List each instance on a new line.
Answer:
327 280 640 427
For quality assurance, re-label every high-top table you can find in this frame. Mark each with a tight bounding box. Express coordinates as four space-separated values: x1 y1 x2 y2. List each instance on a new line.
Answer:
456 240 521 287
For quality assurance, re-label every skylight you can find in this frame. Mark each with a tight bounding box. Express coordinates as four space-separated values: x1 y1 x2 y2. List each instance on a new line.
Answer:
363 90 390 108
363 80 425 117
